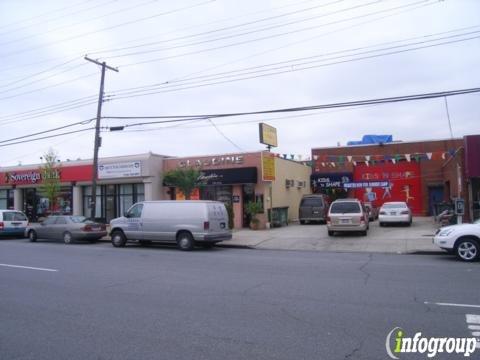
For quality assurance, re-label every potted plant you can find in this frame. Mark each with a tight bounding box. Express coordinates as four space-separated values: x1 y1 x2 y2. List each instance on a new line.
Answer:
245 201 263 230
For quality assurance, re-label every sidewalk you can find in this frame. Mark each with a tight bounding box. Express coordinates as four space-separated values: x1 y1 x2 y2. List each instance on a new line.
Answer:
218 216 442 254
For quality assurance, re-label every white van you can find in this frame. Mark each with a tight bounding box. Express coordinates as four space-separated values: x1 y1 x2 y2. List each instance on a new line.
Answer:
109 201 232 250
0 210 29 237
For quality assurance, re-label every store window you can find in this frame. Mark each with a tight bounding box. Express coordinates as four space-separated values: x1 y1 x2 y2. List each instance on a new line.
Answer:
200 185 232 205
83 183 145 221
0 189 14 209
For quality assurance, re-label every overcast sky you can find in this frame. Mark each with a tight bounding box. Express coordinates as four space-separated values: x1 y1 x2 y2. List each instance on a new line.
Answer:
0 0 479 167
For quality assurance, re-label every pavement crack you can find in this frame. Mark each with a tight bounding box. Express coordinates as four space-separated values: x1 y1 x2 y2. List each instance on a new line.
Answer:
358 253 373 286
241 282 265 297
344 340 364 359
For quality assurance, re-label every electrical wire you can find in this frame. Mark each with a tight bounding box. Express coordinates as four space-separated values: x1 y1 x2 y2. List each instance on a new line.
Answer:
0 128 95 148
207 119 244 151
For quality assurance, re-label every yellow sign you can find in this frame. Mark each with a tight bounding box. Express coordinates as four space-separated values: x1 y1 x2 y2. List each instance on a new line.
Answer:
262 152 276 181
259 123 278 147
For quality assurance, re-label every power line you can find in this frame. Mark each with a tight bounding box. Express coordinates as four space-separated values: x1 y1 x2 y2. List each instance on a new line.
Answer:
2 0 216 59
208 119 244 151
107 32 480 101
0 118 96 144
0 128 95 148
102 87 480 122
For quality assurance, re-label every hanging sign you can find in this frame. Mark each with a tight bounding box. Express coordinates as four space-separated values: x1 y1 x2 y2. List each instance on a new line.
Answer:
98 161 141 179
262 152 276 181
259 123 278 148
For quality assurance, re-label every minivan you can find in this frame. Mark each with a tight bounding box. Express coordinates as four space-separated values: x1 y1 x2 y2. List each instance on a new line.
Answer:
0 210 28 238
109 201 232 250
299 194 329 224
326 199 369 236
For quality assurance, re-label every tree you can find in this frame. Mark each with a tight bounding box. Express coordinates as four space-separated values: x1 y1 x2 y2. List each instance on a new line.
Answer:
39 148 61 213
163 168 203 200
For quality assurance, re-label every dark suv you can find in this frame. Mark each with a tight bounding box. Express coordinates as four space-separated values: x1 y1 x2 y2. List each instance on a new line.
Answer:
299 195 328 224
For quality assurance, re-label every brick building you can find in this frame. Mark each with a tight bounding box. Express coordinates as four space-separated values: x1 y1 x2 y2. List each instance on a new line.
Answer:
311 135 480 221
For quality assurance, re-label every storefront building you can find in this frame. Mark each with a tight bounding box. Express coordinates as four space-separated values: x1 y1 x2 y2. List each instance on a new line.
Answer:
0 153 167 222
163 151 311 229
311 135 480 221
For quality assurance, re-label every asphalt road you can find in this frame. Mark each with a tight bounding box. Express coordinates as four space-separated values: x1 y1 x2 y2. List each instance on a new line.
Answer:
0 239 479 360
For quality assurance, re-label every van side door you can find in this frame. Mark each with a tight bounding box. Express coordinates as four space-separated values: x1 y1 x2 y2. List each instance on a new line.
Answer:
124 203 144 240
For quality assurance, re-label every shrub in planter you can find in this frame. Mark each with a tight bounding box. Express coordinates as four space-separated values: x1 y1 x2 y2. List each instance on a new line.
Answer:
245 201 263 230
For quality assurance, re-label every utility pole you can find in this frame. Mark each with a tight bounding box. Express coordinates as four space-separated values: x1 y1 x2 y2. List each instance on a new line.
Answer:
85 56 118 220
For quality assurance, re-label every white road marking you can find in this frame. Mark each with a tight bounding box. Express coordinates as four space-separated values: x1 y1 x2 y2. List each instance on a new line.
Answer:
466 314 480 324
0 263 58 272
469 325 480 330
424 301 480 309
472 332 480 337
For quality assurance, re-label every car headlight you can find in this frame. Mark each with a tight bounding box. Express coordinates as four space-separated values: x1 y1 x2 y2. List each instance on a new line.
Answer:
438 229 455 237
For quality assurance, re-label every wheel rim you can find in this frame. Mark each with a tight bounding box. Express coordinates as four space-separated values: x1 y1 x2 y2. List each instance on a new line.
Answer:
458 242 477 260
64 233 72 243
29 232 35 240
179 237 190 248
113 234 122 246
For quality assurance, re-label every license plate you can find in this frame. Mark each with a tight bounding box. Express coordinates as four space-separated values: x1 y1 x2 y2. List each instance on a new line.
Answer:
340 219 351 224
313 211 319 214
390 212 396 215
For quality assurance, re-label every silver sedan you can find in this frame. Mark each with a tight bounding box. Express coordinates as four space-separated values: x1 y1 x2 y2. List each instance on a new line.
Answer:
378 202 412 226
25 215 107 244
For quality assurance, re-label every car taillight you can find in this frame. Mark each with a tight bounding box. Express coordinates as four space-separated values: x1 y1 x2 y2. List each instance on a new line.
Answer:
0 222 3 230
360 215 365 222
82 225 92 231
400 210 409 215
204 221 210 230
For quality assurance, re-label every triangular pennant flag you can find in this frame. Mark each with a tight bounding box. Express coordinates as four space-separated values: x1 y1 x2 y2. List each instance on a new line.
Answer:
331 162 336 167
426 152 432 160
441 152 446 160
290 154 295 160
365 161 369 167
321 162 325 167
347 155 353 162
391 158 396 164
313 155 319 160
448 149 456 157
283 154 287 159
353 161 357 166
405 154 411 162
365 155 371 161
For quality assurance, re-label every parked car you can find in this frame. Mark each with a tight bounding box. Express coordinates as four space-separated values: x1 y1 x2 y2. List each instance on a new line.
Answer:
433 219 480 262
0 210 28 237
109 201 232 251
378 202 412 226
364 202 378 221
327 198 369 236
299 194 329 224
26 215 107 244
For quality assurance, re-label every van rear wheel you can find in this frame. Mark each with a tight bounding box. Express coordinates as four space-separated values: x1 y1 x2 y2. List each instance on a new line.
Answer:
177 232 194 251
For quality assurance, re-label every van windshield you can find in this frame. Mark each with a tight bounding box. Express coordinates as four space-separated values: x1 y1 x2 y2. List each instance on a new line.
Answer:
301 198 323 207
330 202 361 214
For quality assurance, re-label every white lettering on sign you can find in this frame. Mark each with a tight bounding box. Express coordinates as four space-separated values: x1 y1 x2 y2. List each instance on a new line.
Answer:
98 162 141 179
179 156 244 168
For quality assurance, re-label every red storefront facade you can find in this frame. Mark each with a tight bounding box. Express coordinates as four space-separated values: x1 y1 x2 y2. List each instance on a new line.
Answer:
311 135 480 220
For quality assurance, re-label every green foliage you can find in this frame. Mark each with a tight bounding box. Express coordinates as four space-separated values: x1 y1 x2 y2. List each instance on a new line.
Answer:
225 203 234 229
39 148 61 212
163 168 203 200
245 201 263 224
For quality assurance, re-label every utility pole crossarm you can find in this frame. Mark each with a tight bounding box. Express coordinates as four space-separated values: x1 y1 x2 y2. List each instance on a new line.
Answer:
85 56 118 220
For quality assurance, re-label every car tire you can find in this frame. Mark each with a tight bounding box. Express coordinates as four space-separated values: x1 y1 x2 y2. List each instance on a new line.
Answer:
455 238 479 262
361 230 367 236
177 231 194 251
28 230 37 242
328 230 334 236
111 231 127 247
300 220 305 225
379 222 384 227
63 232 74 244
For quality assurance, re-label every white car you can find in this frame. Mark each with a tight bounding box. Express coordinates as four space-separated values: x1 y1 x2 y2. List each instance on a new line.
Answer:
378 202 412 226
433 219 480 262
0 210 29 237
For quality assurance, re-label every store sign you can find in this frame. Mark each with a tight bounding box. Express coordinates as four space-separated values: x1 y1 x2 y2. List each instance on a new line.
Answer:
344 181 390 189
259 123 278 148
2 169 60 185
178 156 244 168
261 152 276 181
198 167 257 185
311 173 352 188
98 162 141 179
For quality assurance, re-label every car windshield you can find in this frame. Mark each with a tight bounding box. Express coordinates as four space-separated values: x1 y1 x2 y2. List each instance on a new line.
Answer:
69 216 88 223
382 203 407 209
330 202 361 214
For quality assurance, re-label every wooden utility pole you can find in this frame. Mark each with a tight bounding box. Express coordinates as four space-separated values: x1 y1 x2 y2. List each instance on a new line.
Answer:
85 56 118 220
